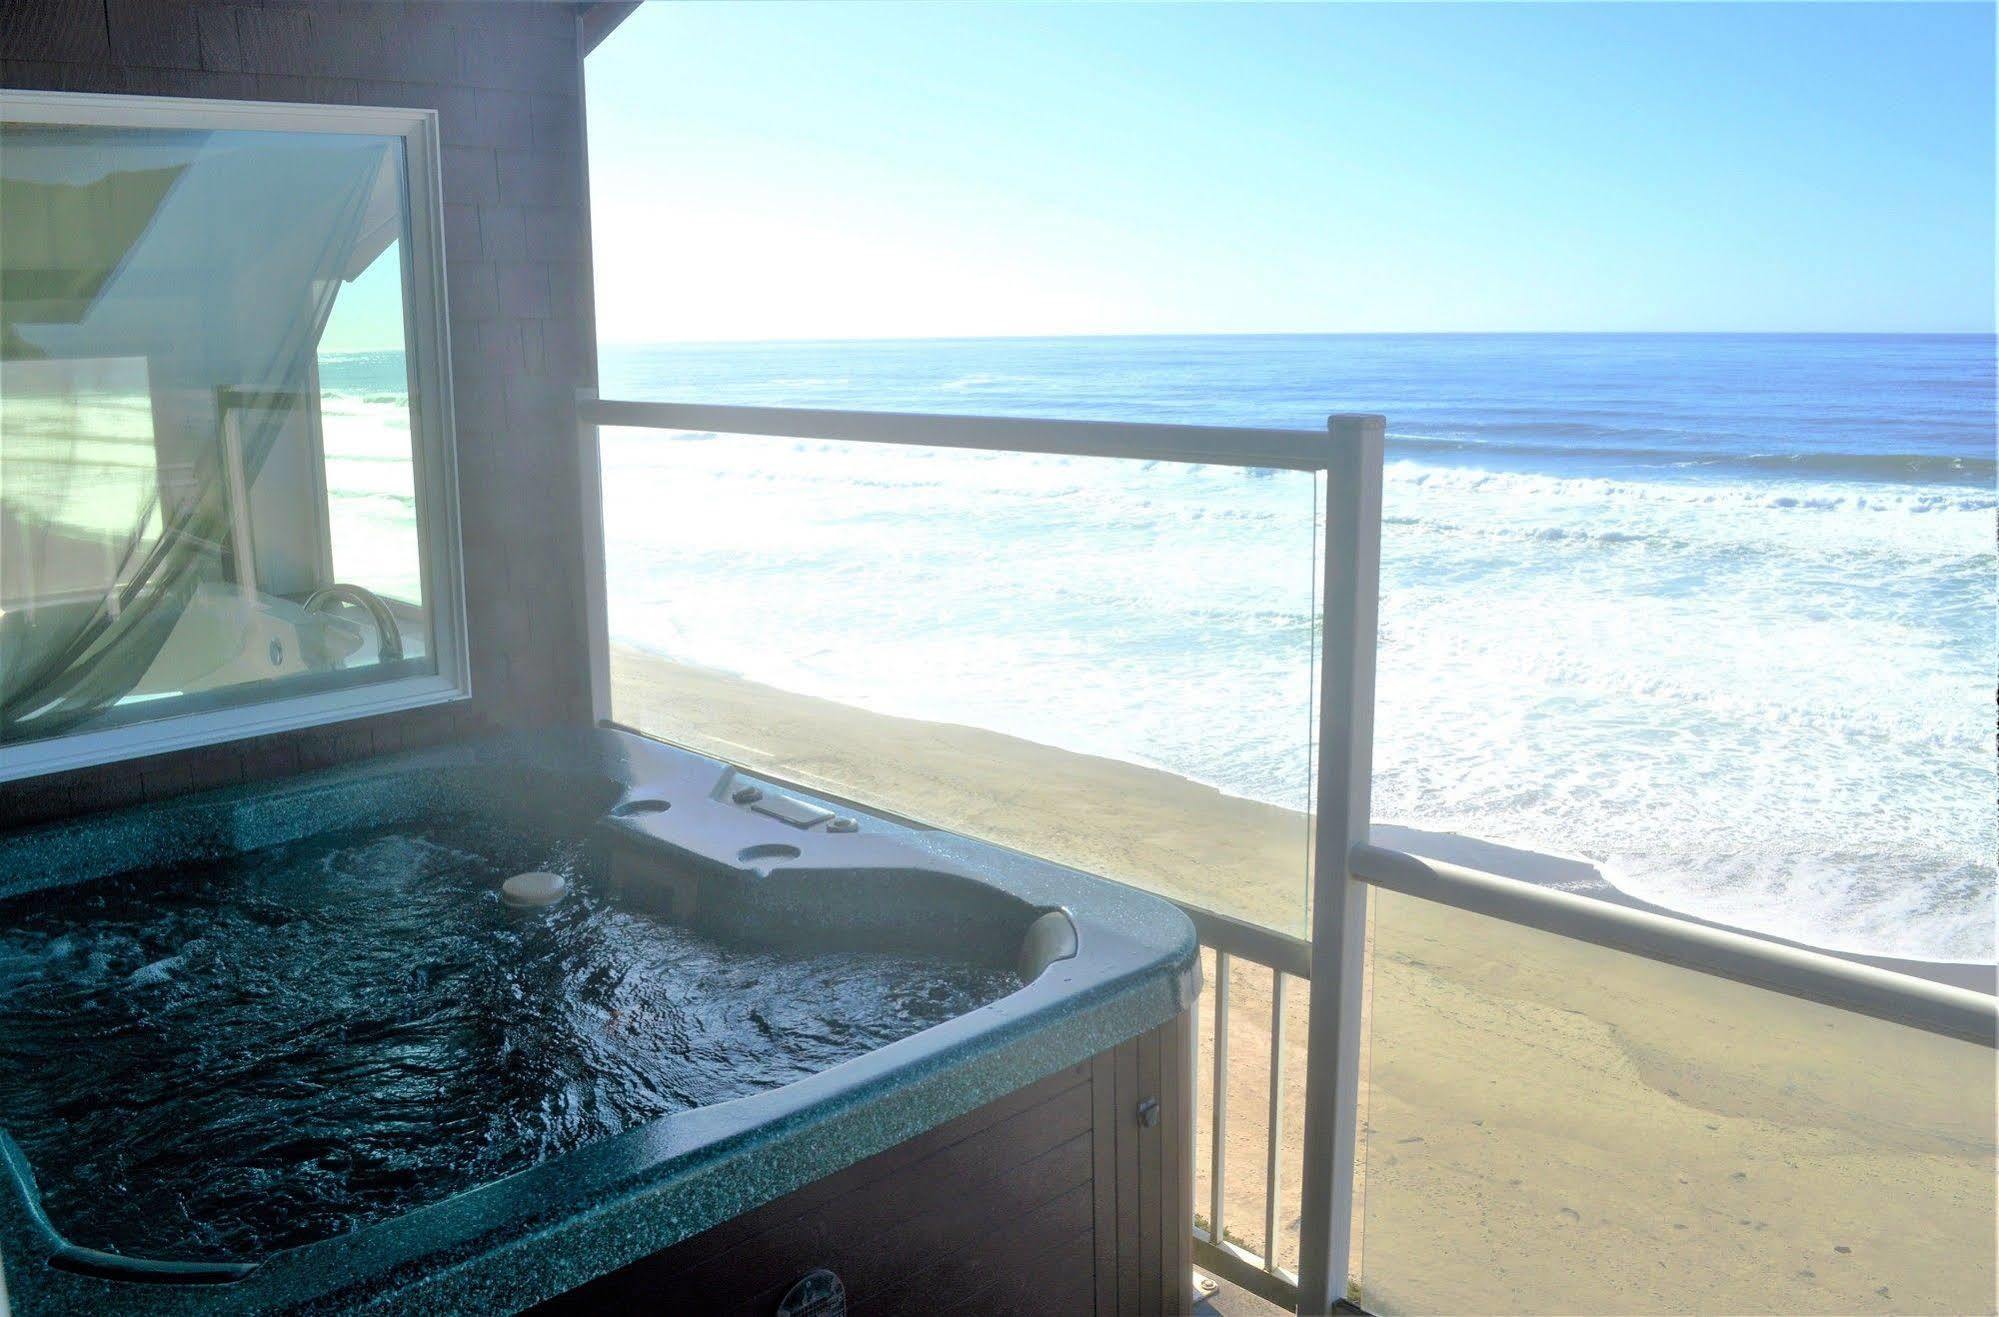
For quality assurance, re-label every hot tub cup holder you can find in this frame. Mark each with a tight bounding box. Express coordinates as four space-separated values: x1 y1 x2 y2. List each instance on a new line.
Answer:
609 797 671 818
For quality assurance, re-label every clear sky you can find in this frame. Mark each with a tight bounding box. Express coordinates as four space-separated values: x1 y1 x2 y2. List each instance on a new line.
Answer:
319 245 406 356
583 1 1995 343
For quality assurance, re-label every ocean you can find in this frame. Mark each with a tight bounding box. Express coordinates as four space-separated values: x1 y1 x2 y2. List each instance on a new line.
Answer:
326 334 1997 964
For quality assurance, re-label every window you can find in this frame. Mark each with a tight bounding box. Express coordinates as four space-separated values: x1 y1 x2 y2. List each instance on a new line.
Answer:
0 92 466 780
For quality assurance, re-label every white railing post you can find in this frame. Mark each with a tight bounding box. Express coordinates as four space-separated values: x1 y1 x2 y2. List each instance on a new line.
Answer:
1295 413 1384 1315
1263 966 1288 1269
1210 950 1232 1246
575 388 612 725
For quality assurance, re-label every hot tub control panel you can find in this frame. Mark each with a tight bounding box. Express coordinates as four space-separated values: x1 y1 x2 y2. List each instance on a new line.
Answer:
750 792 836 830
727 782 847 831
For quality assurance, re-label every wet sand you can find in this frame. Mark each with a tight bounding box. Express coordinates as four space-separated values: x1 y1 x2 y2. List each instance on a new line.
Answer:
611 647 1997 1315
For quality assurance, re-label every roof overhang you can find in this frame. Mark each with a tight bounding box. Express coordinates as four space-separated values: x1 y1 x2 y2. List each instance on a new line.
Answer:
579 2 643 55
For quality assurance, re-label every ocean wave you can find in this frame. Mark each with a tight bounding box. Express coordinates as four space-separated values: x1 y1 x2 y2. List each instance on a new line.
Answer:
321 392 411 412
1387 430 1997 486
939 373 1029 390
326 491 416 510
1383 459 1998 516
1597 847 1997 962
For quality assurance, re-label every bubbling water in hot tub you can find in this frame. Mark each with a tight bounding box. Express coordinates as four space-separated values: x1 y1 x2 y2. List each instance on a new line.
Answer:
0 818 1021 1263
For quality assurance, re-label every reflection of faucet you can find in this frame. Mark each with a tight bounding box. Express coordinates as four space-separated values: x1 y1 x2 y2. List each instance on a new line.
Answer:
304 584 403 662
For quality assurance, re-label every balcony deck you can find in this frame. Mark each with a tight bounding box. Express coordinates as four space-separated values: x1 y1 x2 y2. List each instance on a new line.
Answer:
1195 1269 1291 1317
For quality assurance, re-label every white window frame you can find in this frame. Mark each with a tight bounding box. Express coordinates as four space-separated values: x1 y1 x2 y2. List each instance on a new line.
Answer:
0 90 470 783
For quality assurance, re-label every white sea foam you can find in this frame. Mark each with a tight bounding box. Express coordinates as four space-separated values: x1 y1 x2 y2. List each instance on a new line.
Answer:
319 392 423 603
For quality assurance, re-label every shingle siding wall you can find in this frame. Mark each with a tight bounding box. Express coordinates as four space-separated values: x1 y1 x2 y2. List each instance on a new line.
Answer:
1 0 603 828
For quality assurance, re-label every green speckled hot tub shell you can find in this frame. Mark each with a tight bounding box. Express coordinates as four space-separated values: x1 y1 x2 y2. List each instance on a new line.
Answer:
0 727 1199 1315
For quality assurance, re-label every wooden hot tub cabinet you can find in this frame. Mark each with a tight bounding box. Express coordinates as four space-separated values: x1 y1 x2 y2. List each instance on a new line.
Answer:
536 1010 1196 1316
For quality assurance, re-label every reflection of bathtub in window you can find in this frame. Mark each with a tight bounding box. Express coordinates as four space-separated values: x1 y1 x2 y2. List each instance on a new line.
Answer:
0 356 161 613
0 96 467 775
132 581 410 700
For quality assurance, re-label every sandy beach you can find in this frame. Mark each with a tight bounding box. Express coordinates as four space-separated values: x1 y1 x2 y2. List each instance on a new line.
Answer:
612 646 1996 1315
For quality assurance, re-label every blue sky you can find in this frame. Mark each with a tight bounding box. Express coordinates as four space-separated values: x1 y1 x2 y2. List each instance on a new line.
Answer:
583 1 1994 341
319 244 406 355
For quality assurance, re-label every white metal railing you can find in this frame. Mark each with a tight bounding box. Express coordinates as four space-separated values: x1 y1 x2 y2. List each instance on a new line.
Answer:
1179 906 1312 1309
574 392 1997 1317
1348 844 1997 1046
1185 835 1999 1313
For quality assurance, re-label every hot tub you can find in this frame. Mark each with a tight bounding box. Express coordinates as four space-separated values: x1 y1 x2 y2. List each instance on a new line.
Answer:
0 727 1198 1314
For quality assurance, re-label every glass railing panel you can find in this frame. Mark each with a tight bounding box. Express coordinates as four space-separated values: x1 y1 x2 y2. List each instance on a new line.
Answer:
1356 887 1997 1315
598 424 1324 936
1193 947 1224 1250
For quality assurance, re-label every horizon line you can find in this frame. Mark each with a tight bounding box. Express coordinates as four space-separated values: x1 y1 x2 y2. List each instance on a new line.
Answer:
594 328 1999 351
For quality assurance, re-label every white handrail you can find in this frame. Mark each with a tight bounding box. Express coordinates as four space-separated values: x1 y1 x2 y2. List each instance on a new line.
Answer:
580 396 1352 470
1349 843 1997 1046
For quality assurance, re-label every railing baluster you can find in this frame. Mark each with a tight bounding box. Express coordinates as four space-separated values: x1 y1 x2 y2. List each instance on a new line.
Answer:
1263 967 1287 1269
1191 936 1307 1312
1209 950 1230 1248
